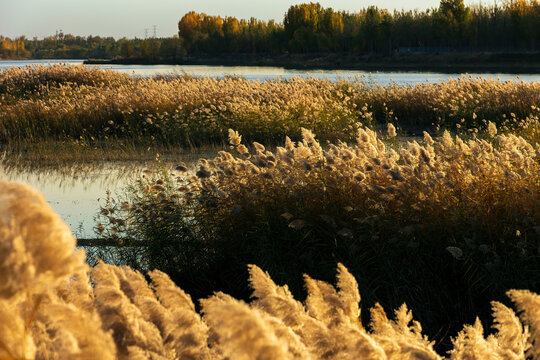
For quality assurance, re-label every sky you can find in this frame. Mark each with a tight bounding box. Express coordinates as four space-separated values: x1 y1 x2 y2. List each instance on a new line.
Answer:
1 0 458 39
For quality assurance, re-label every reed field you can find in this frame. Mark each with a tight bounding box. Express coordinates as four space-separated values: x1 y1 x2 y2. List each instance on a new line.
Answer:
0 64 539 152
1 181 539 359
1 64 539 358
93 121 540 351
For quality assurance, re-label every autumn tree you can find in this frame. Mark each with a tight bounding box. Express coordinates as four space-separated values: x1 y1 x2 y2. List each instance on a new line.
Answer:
178 11 204 51
284 3 322 51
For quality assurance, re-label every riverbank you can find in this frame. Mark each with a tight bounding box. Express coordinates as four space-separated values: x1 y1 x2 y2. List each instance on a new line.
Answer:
84 51 540 73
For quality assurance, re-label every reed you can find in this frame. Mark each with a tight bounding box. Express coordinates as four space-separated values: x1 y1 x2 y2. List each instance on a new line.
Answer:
97 123 540 349
1 65 538 150
1 180 539 359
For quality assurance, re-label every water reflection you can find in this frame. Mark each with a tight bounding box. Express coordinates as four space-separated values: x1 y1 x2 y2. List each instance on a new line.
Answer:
1 162 141 238
0 154 210 239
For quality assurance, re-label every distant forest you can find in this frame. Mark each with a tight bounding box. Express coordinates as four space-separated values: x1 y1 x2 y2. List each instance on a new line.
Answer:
1 0 538 60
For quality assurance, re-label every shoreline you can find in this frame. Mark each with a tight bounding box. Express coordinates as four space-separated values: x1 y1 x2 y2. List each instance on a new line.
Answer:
83 52 540 74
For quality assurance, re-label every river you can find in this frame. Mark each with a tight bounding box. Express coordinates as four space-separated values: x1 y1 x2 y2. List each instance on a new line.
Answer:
0 157 208 240
1 59 539 84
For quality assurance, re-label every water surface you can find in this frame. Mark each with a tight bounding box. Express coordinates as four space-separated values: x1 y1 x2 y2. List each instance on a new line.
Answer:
1 154 209 239
1 59 538 85
1 163 141 238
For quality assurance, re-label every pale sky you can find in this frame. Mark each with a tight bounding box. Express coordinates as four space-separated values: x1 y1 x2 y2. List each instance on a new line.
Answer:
1 0 466 39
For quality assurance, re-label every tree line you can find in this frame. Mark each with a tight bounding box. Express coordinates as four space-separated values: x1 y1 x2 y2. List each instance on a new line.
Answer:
0 34 182 61
1 0 538 60
178 0 539 54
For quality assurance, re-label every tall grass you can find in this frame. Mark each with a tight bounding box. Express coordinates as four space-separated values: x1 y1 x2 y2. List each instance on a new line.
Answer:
96 123 540 349
0 180 539 359
1 65 538 148
0 63 130 95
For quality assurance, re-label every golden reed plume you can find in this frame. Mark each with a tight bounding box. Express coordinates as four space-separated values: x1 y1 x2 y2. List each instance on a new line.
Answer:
0 180 538 359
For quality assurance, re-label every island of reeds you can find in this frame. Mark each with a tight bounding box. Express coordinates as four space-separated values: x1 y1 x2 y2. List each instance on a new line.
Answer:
1 64 539 155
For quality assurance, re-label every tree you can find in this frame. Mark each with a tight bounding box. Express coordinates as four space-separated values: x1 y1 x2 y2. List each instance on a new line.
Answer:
119 38 133 58
320 8 344 36
439 0 470 46
160 36 184 60
380 10 393 53
284 3 324 51
284 3 323 35
178 11 203 51
507 0 540 49
364 6 382 53
440 0 469 23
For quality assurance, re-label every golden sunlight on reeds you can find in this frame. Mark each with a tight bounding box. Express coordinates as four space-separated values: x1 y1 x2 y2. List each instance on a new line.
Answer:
165 124 540 245
1 180 539 359
1 64 539 359
91 122 539 352
0 65 538 148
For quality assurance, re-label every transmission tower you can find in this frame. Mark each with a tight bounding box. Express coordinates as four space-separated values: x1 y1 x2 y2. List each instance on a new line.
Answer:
144 28 148 39
152 25 157 38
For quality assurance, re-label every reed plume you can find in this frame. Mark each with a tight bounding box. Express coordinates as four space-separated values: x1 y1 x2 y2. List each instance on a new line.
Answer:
1 180 540 359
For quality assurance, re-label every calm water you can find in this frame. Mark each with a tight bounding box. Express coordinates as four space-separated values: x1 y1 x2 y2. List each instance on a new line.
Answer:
1 59 539 84
1 164 142 238
0 153 211 239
